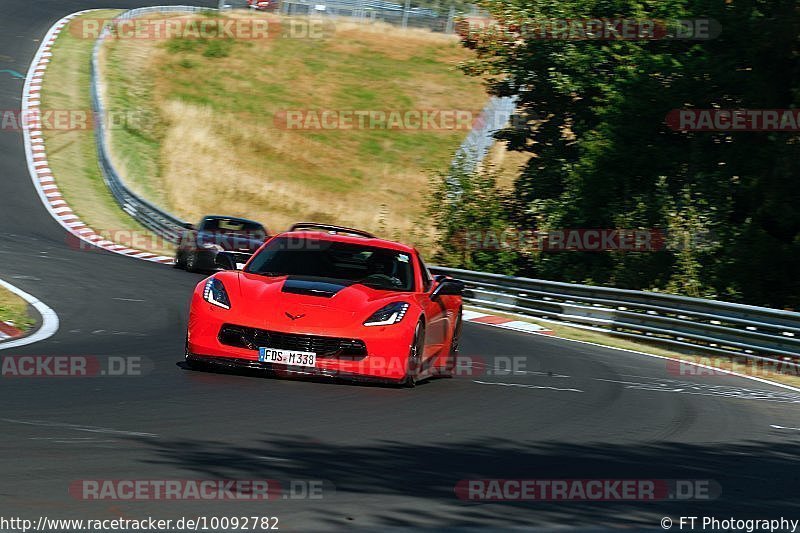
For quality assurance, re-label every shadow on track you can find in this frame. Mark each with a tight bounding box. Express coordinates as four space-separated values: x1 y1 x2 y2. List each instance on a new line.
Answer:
125 435 800 529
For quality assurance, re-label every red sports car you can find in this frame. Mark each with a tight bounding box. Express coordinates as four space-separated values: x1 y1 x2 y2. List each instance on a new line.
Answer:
185 223 464 386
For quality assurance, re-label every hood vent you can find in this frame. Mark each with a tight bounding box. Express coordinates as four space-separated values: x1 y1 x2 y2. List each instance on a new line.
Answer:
281 277 352 298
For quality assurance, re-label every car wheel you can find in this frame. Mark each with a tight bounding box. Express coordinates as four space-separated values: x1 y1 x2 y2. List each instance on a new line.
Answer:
443 311 462 377
402 321 425 387
174 250 186 269
185 251 198 273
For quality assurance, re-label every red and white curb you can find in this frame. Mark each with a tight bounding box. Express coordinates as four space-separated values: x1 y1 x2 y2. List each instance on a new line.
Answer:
0 278 60 349
463 309 554 335
0 321 23 341
22 10 174 266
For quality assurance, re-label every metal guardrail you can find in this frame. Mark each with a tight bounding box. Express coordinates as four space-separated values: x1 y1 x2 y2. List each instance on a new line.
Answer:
452 95 517 175
90 7 206 242
88 8 800 365
223 0 455 31
430 266 800 364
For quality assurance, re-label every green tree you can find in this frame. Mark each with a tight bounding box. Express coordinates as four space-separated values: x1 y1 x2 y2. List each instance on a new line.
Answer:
456 0 800 308
427 161 520 274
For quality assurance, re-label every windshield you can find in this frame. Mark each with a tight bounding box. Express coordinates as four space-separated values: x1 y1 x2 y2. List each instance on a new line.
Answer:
200 218 266 238
246 237 415 291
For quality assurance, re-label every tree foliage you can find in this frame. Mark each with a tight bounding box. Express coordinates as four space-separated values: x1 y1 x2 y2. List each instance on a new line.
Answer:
437 0 800 308
427 161 520 275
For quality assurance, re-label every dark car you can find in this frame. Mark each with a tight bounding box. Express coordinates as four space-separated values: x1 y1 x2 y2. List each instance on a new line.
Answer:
175 216 268 272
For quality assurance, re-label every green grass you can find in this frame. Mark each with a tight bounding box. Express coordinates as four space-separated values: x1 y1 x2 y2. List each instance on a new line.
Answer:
102 35 166 206
0 287 34 332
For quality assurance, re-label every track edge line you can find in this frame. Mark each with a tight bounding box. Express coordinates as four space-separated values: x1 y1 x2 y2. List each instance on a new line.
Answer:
464 307 800 393
0 278 60 350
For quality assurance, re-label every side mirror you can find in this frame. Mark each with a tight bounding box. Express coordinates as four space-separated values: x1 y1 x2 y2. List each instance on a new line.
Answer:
215 251 238 271
431 279 464 299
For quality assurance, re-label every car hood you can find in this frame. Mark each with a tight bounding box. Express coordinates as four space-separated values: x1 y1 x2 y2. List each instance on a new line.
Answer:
226 273 405 330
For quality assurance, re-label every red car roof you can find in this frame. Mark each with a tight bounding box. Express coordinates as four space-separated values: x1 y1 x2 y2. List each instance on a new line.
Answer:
277 230 416 254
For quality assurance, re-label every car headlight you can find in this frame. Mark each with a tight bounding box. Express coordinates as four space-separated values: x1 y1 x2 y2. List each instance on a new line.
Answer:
203 278 231 309
364 302 409 326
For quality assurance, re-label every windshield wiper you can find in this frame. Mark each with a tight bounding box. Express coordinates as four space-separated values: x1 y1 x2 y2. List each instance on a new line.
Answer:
356 281 395 291
250 271 288 277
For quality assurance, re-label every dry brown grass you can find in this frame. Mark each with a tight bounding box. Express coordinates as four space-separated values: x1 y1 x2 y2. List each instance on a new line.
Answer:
158 99 442 238
482 141 532 189
103 12 487 249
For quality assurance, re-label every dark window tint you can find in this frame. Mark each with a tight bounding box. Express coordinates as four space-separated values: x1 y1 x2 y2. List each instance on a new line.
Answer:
246 237 415 292
200 218 265 234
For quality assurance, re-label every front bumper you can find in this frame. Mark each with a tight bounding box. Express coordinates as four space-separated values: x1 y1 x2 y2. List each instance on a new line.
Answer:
187 297 417 381
185 354 402 385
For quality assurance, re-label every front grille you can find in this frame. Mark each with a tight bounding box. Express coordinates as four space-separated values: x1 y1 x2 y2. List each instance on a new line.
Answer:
218 324 367 357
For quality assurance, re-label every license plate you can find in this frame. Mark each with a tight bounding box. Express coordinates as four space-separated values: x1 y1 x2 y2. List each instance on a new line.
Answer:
258 347 317 368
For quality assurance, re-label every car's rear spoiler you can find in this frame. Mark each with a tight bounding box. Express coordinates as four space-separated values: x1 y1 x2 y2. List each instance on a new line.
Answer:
288 222 375 239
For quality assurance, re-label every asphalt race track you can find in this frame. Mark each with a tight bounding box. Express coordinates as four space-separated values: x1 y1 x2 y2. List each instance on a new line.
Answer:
1 2 800 531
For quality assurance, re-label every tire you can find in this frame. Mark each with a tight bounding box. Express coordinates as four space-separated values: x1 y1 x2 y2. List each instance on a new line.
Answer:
184 339 197 369
443 311 462 377
174 250 186 269
401 321 425 388
185 251 199 273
